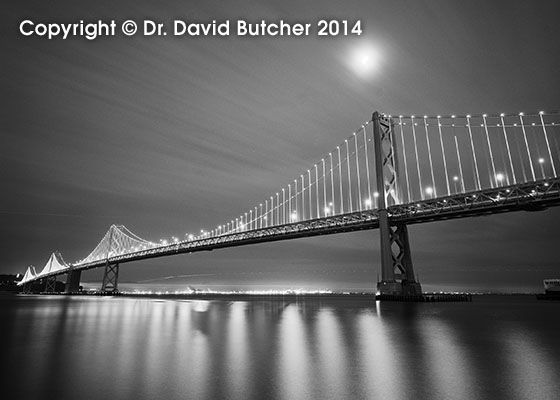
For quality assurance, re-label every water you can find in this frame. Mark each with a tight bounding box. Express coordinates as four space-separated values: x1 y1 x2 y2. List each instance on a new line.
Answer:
1 294 559 400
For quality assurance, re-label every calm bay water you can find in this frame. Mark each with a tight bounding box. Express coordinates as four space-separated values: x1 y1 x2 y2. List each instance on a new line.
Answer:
1 294 559 400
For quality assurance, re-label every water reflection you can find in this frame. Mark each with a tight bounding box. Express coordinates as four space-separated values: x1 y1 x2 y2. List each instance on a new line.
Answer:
1 295 559 400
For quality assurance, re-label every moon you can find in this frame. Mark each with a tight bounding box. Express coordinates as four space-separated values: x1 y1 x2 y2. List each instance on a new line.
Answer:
348 42 381 79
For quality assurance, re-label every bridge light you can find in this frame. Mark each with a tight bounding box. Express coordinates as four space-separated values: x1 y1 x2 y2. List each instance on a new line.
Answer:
364 198 372 207
453 176 458 181
425 187 433 195
500 113 505 117
519 112 524 116
496 173 504 182
437 115 441 119
539 111 545 115
451 115 456 119
411 115 415 118
324 206 330 215
538 158 545 163
373 192 379 197
483 114 487 117
466 115 471 118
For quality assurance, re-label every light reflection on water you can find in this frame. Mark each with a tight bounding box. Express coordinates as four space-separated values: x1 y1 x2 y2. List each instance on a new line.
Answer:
1 295 559 400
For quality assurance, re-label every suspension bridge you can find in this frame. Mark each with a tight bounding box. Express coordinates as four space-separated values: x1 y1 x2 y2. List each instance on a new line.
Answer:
18 110 560 295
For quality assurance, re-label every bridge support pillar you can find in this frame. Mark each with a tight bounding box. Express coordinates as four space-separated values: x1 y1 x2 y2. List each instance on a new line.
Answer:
372 111 422 296
44 276 57 293
377 221 422 295
101 262 119 293
65 269 82 293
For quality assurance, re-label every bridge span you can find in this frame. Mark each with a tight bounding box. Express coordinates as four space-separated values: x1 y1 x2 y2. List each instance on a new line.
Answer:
18 110 560 295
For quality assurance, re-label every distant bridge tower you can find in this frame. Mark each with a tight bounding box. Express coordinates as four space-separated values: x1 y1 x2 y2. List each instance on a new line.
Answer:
372 112 422 295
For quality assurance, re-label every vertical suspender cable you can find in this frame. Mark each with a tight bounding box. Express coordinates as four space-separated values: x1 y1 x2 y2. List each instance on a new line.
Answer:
276 193 279 226
363 126 372 206
329 153 335 214
282 189 285 225
354 133 362 211
500 114 517 184
399 116 412 203
322 159 327 215
346 139 353 212
437 116 451 196
294 180 298 220
519 113 536 181
301 175 305 220
288 184 292 221
482 114 497 187
337 147 344 214
455 136 466 192
411 116 423 200
466 115 481 190
308 170 312 218
423 116 437 197
539 112 557 177
315 165 320 217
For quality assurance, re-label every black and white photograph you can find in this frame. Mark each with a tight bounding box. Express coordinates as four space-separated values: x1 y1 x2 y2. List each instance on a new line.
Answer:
1 1 560 399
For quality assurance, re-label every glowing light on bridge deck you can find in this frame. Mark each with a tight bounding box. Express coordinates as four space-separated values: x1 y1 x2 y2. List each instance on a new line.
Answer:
291 211 298 222
425 187 434 195
364 198 372 208
496 173 505 182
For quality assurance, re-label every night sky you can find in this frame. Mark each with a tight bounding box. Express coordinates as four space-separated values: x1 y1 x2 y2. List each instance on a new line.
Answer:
2 0 560 292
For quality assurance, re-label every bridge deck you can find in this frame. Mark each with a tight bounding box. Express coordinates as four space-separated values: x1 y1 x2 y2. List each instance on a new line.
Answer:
29 177 559 282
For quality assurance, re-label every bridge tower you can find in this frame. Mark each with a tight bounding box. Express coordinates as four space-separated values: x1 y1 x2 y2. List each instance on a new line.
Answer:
101 225 119 293
65 268 82 293
101 262 119 292
372 112 422 295
44 276 57 293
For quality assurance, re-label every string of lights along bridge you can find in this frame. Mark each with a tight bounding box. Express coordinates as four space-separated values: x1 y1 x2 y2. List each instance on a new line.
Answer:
19 110 560 296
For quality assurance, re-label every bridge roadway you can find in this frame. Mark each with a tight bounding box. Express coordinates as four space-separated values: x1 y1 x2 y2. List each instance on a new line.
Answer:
35 177 560 280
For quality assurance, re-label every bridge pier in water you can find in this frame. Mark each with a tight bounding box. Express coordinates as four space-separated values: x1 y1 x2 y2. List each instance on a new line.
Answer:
372 112 422 296
101 262 119 293
65 269 81 293
43 276 57 293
